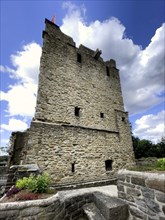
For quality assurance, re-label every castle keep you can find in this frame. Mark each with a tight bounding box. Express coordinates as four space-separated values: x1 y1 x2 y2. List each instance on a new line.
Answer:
9 19 134 186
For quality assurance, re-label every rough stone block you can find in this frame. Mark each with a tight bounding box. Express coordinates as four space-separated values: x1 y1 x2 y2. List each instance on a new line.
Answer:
20 207 44 217
131 176 146 187
93 191 129 220
126 175 131 183
117 175 126 182
146 179 165 193
144 198 161 213
126 187 141 197
117 183 124 192
155 192 165 203
71 209 82 219
130 207 147 219
83 202 106 220
0 210 19 219
141 187 155 200
66 203 79 214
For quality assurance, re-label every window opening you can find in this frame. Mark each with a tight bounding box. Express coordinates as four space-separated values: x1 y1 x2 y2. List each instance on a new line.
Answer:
100 112 104 118
75 107 80 117
72 163 75 173
105 160 113 171
122 117 125 122
106 66 110 76
77 53 82 63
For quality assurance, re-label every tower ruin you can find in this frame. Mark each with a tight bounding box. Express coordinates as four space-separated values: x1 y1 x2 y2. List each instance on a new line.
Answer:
10 19 134 186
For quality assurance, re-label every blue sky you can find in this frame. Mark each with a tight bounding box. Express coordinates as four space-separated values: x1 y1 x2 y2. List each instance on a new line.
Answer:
0 0 165 152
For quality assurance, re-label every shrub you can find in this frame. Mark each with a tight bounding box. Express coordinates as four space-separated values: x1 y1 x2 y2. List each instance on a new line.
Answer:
16 173 50 193
156 158 165 170
6 186 21 197
34 173 50 193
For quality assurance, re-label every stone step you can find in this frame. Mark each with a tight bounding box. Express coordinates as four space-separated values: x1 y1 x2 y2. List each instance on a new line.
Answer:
83 203 106 220
93 192 129 220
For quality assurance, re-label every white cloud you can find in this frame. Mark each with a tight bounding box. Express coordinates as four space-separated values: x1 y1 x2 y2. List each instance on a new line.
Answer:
61 2 165 115
0 42 41 117
1 83 37 117
1 118 28 132
133 111 165 143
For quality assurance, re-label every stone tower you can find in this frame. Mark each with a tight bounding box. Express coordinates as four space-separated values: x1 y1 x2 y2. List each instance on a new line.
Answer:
20 19 134 185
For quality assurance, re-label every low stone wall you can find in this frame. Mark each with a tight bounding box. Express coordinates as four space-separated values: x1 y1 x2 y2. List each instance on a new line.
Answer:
117 170 165 220
0 191 94 220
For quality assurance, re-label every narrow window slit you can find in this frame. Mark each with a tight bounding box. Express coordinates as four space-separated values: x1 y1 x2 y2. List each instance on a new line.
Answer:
106 66 110 76
72 163 75 173
77 53 81 63
75 107 80 117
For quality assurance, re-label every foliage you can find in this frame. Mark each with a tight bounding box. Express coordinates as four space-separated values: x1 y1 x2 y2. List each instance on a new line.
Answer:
0 155 8 162
132 136 165 159
16 173 50 193
15 192 39 201
156 158 165 170
6 186 21 197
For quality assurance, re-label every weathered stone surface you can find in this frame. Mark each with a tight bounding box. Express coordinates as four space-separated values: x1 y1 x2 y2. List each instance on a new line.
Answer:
142 187 155 200
131 176 146 187
93 191 129 220
155 192 165 203
83 203 106 220
126 187 141 197
117 183 124 192
130 207 147 219
146 179 165 193
126 175 131 183
20 206 43 217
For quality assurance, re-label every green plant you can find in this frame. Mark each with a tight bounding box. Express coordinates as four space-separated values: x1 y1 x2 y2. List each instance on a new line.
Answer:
16 173 50 193
156 158 165 170
34 173 50 193
16 177 30 190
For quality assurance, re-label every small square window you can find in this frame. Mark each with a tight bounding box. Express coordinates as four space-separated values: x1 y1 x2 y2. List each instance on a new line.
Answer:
122 117 125 121
105 160 113 171
100 112 104 118
75 107 80 116
77 53 81 63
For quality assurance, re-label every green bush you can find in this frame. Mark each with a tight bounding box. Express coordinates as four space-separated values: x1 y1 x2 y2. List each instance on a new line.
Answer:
156 158 165 170
16 173 50 193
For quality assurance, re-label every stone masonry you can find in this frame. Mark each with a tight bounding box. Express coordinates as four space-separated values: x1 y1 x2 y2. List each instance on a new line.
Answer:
8 18 134 186
117 170 165 220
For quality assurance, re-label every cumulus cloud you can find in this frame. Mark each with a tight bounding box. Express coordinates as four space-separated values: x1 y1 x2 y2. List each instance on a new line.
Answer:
133 111 165 143
0 42 41 117
1 118 28 132
61 2 165 115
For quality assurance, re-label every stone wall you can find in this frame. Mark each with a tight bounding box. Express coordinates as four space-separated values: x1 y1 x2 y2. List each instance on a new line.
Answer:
0 187 130 220
0 191 113 220
23 120 134 185
117 170 165 220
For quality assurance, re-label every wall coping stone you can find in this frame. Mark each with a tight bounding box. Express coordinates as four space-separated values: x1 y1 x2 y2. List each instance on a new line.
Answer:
118 169 165 180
